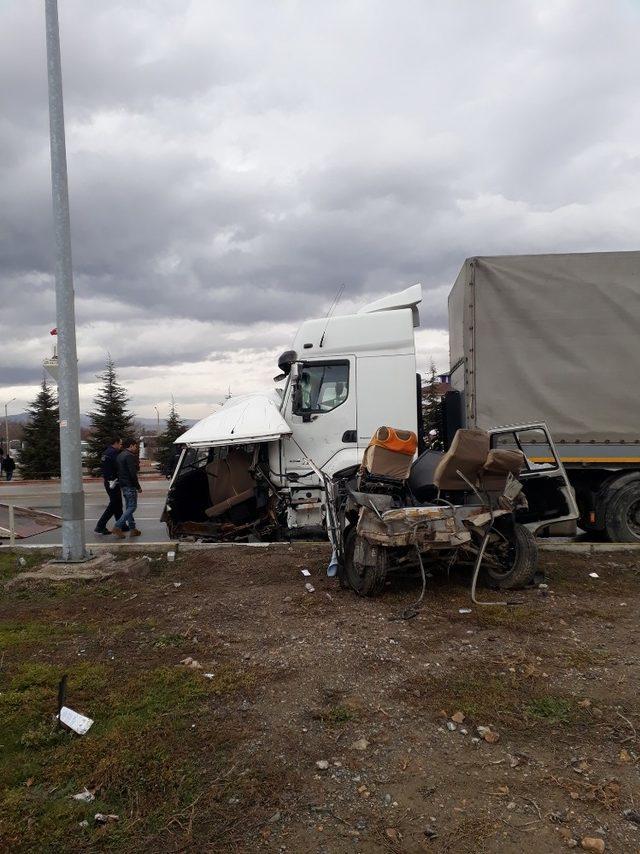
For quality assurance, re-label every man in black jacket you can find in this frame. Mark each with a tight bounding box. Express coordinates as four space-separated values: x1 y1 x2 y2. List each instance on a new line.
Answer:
94 437 123 535
113 438 142 538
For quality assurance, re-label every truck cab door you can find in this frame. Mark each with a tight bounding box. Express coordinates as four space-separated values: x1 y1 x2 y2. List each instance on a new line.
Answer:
283 357 359 480
488 423 579 534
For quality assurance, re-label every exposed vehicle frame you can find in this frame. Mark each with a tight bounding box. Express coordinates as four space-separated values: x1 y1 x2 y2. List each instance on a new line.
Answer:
325 422 577 597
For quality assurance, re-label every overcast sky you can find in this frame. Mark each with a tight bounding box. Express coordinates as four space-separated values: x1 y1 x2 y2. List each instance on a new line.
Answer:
1 0 640 420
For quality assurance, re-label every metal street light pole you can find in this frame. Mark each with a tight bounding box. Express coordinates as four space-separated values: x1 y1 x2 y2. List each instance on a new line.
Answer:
154 406 160 433
4 398 16 456
45 0 87 561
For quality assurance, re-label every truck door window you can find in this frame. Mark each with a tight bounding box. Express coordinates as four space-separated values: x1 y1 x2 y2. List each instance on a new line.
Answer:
294 362 349 414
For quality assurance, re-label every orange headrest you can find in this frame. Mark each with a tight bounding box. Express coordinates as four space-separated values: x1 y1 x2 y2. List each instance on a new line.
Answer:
368 426 417 456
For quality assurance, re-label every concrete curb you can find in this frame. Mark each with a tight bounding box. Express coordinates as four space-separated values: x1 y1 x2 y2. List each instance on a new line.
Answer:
3 540 326 554
5 540 639 556
539 542 640 554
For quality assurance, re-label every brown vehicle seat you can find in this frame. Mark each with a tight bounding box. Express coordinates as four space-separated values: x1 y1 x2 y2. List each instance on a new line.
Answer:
433 428 490 491
204 448 256 519
481 448 525 491
361 426 417 481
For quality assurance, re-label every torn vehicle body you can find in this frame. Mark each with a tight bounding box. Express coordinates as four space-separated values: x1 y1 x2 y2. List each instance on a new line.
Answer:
163 285 424 541
327 423 578 596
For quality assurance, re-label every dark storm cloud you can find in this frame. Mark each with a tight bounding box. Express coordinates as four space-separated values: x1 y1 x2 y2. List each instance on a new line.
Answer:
2 0 640 407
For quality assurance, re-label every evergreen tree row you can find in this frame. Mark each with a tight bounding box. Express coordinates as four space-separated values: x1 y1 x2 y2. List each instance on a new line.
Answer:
18 358 188 480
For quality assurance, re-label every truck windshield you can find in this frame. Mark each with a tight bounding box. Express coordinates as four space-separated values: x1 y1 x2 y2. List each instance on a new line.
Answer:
297 362 349 413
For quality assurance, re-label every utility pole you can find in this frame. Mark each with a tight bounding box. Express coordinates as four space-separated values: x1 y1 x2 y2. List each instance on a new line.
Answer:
154 405 160 433
45 0 87 561
4 398 16 457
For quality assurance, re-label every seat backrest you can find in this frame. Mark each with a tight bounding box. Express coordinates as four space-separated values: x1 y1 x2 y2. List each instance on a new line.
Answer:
433 428 490 491
205 448 255 508
361 426 417 481
481 448 525 492
407 449 444 501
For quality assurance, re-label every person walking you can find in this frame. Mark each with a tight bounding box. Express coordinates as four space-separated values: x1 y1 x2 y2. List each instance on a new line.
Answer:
113 438 142 538
2 454 16 482
94 437 123 535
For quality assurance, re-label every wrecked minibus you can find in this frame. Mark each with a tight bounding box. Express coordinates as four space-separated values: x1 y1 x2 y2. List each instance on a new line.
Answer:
162 284 578 590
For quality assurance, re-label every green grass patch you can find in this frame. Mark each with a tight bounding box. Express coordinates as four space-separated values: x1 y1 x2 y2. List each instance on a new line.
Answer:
0 551 48 581
395 662 587 733
524 696 572 724
152 633 185 649
0 659 253 851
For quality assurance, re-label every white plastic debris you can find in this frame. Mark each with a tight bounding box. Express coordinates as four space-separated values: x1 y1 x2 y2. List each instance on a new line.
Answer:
94 813 119 824
301 569 311 577
58 706 93 735
72 788 95 803
305 582 315 593
459 608 472 614
18 556 27 566
173 582 182 588
589 572 599 579
167 550 176 562
203 672 215 679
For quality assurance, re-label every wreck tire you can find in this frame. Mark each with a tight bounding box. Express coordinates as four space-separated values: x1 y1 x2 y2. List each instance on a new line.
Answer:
484 523 538 590
344 529 388 597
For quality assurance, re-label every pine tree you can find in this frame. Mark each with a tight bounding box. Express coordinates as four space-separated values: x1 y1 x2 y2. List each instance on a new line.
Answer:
421 360 444 450
86 357 135 475
20 378 61 480
156 400 187 475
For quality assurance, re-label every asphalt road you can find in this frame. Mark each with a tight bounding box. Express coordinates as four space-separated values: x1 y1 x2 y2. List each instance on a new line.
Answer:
0 478 170 545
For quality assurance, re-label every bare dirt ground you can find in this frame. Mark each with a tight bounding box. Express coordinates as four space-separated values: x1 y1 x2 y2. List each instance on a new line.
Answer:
1 544 639 853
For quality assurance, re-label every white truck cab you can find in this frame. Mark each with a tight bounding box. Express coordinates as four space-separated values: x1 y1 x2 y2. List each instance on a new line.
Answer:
162 285 424 540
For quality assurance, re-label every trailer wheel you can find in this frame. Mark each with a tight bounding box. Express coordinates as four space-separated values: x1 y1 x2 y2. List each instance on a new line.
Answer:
343 528 388 596
484 523 538 590
605 483 640 543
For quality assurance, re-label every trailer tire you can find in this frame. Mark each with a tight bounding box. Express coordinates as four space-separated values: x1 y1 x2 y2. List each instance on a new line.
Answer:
605 483 640 543
484 524 538 590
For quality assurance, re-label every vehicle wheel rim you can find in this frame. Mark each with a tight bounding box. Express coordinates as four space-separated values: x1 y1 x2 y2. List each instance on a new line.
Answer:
487 540 517 579
626 499 640 538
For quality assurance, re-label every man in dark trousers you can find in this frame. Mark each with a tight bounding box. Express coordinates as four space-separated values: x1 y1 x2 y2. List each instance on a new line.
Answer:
94 437 123 535
2 454 16 482
113 438 142 538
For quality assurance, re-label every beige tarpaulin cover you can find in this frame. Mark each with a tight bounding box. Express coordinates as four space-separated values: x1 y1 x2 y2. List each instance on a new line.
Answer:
449 252 640 443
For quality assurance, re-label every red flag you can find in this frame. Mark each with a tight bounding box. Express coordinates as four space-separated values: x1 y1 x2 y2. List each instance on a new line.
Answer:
50 328 57 335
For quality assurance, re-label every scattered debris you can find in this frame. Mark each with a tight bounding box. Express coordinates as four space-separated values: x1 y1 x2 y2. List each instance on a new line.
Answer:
589 572 600 579
451 711 465 724
173 582 182 588
446 721 457 732
316 760 329 770
94 813 119 824
301 569 311 577
179 657 202 670
167 551 176 562
458 608 472 614
79 820 89 828
72 788 95 803
580 837 605 853
58 706 93 736
304 582 315 593
423 825 438 840
351 737 369 751
203 672 215 679
477 725 500 743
